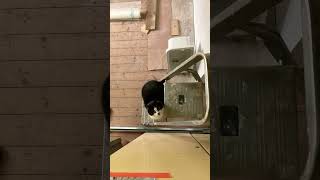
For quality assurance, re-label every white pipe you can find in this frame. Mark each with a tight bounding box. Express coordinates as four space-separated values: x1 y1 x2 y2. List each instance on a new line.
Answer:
110 8 141 21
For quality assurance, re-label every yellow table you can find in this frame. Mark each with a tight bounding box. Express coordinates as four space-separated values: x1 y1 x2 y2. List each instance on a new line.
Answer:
191 134 210 154
110 133 210 180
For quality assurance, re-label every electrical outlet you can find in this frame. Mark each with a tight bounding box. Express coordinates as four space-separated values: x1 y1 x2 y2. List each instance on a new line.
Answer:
220 106 239 136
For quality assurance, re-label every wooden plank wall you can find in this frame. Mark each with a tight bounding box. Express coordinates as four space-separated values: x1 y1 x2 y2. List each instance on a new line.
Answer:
0 0 108 179
212 67 305 179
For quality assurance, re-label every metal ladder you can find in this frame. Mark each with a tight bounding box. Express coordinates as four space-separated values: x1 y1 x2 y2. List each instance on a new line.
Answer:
141 52 210 126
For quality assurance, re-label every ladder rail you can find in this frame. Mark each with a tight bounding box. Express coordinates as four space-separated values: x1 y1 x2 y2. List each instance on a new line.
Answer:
155 53 210 126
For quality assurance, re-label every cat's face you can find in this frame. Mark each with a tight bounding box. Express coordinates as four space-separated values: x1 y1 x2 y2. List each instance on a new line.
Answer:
146 100 164 120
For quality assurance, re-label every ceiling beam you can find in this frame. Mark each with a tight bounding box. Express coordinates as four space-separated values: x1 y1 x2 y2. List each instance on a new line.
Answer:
211 0 284 40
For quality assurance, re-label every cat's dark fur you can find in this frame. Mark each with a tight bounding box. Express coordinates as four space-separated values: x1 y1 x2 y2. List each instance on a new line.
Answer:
141 80 165 120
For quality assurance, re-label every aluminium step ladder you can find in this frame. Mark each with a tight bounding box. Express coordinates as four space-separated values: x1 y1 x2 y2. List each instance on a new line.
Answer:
141 49 210 126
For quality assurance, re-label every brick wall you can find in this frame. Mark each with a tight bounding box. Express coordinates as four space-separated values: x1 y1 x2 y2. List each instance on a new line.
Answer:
110 21 166 143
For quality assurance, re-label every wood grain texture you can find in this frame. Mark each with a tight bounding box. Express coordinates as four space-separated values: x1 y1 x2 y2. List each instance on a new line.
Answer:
145 0 157 30
0 0 108 9
0 114 104 146
0 0 108 177
0 175 100 180
0 147 102 174
0 87 102 114
171 19 180 36
140 0 147 18
0 60 107 87
0 7 107 34
0 34 108 61
212 67 301 178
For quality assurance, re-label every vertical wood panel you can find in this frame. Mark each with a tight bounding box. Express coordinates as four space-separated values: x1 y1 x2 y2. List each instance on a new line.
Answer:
0 60 106 87
212 67 302 178
0 8 107 34
0 114 104 146
0 0 108 9
0 175 100 180
0 34 108 61
0 0 108 178
0 147 102 174
0 87 102 114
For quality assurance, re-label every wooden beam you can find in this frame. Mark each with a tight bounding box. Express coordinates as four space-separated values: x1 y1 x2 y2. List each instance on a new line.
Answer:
211 0 284 39
171 19 180 36
0 0 108 9
145 0 157 30
211 0 237 17
140 0 147 18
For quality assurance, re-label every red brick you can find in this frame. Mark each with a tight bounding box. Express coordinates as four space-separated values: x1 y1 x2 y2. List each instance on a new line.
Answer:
110 88 141 98
110 89 124 97
110 117 141 126
110 72 124 80
109 18 158 127
110 80 145 89
123 89 141 98
110 64 147 72
111 71 166 81
110 22 143 32
111 97 141 108
110 32 147 41
110 48 147 56
111 40 147 48
124 71 166 80
111 107 140 117
110 56 146 65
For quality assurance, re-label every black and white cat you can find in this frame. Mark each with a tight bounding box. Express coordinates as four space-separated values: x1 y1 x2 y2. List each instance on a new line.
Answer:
142 80 165 120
